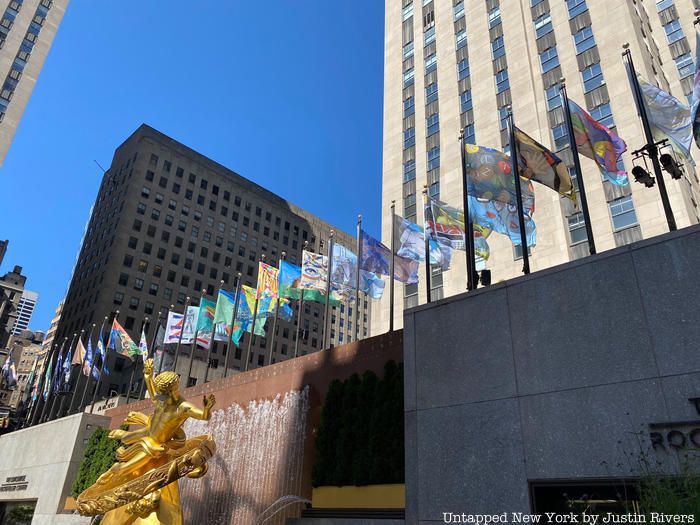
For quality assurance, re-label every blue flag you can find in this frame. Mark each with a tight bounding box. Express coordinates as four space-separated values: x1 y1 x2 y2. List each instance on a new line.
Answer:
97 332 109 376
692 31 700 149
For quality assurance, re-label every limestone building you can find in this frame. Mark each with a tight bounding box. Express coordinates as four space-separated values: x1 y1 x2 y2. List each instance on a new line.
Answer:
0 0 69 166
378 0 700 332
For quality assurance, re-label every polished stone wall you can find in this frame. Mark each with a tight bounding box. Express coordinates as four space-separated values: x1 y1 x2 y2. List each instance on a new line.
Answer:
404 224 700 523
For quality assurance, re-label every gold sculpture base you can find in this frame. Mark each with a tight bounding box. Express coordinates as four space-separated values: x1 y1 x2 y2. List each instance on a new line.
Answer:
77 435 215 523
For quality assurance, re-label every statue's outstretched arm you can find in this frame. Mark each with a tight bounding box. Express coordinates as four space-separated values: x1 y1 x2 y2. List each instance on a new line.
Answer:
181 394 216 421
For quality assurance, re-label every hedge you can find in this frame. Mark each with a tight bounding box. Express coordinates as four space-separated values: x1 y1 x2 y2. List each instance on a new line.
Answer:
71 427 121 498
312 360 404 487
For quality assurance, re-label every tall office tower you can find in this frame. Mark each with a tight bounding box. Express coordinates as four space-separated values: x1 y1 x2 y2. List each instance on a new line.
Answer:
378 0 700 332
10 289 37 335
0 0 69 166
53 124 371 400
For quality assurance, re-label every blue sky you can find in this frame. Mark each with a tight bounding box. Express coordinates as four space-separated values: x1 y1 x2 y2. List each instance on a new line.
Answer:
0 1 385 331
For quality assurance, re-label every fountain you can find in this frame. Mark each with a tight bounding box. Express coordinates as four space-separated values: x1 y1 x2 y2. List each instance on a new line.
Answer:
179 387 310 524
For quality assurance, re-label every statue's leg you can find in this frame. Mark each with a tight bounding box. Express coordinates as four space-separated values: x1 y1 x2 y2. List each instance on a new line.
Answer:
97 450 152 485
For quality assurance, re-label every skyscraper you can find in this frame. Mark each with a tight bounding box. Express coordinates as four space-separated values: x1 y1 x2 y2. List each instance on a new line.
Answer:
378 0 700 332
10 289 38 335
0 0 69 166
52 124 371 402
0 265 26 348
0 239 7 267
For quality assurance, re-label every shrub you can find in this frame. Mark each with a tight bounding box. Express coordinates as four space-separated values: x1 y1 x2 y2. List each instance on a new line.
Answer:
71 427 120 498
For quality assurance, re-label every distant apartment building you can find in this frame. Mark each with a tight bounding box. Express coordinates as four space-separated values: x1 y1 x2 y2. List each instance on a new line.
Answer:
0 265 26 348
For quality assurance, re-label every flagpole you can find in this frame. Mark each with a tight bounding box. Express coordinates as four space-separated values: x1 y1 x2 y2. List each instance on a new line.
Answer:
68 328 88 414
223 272 242 379
157 305 174 376
507 106 531 275
202 281 222 382
80 319 103 413
322 231 335 350
460 128 477 290
125 317 147 405
559 79 597 255
37 341 60 425
622 43 676 232
294 289 305 358
90 311 117 414
140 309 163 399
56 332 78 419
422 187 432 303
389 202 395 333
172 296 191 376
246 254 265 372
267 252 286 366
187 289 207 386
354 216 362 342
73 323 96 413
52 332 76 420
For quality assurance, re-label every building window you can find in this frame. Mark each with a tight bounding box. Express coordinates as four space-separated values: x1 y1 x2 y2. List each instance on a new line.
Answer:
457 58 470 80
499 106 509 130
404 96 415 117
534 13 552 38
404 159 416 182
675 53 694 79
552 124 569 150
453 1 464 21
403 68 415 87
402 2 413 21
426 113 439 136
491 36 505 59
404 127 415 148
403 40 414 59
464 123 476 144
424 54 437 73
460 90 472 113
513 244 532 260
566 0 587 18
582 63 603 93
456 29 467 49
545 85 561 110
609 196 638 231
495 69 509 94
568 213 587 245
424 25 435 45
574 26 595 54
427 147 440 171
590 103 614 128
539 47 559 73
488 6 501 28
664 19 684 45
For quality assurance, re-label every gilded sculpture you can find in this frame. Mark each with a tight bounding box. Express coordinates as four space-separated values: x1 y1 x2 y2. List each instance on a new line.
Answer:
76 358 216 524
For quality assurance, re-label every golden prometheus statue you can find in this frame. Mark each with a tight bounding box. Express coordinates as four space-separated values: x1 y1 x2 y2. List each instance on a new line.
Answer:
77 358 216 524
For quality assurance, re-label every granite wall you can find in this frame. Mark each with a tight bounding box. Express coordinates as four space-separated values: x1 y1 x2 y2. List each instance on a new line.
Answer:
404 225 700 523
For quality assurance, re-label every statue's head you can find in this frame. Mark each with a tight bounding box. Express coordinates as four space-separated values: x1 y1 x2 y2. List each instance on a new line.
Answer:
153 371 180 397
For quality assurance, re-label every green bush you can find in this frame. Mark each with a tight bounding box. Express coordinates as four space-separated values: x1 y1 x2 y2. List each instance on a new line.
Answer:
70 427 121 498
639 471 700 516
312 361 404 487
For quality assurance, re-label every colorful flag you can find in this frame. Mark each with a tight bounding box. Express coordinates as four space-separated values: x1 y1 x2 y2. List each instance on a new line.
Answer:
280 260 339 304
213 289 236 342
393 214 452 270
83 338 96 378
360 271 386 300
568 99 628 185
331 244 358 300
470 196 536 248
62 344 72 385
231 286 265 344
72 338 86 366
196 298 216 348
257 262 279 300
97 332 109 376
277 298 295 322
152 324 166 372
24 357 37 404
182 306 199 344
464 144 533 207
638 75 693 161
426 197 494 260
109 319 139 358
301 251 330 294
138 328 148 362
360 230 419 284
693 32 700 149
164 311 184 344
513 128 575 200
53 346 64 392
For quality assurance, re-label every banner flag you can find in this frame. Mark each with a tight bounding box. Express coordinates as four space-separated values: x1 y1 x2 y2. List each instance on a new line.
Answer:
196 298 216 348
568 99 628 185
212 290 236 342
109 319 139 358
